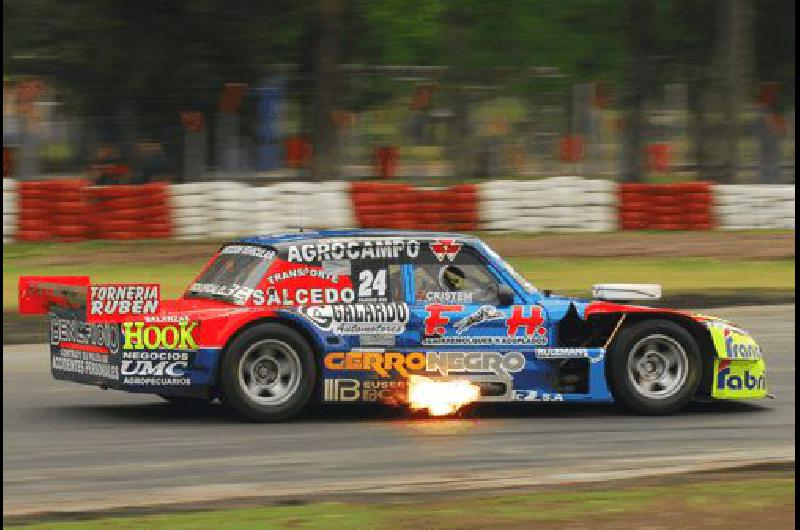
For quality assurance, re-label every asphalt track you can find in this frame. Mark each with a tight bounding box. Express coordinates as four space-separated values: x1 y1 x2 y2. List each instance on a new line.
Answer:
3 305 795 518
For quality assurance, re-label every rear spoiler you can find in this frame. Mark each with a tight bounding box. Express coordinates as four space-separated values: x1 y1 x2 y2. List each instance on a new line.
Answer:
18 276 90 314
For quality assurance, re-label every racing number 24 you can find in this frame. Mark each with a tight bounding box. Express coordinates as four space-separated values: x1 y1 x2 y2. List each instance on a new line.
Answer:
358 269 387 298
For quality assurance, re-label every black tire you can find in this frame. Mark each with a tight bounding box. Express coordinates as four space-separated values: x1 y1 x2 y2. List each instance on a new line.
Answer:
607 319 702 415
219 323 316 422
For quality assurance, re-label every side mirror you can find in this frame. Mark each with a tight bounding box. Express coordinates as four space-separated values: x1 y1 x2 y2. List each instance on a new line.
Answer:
497 284 515 306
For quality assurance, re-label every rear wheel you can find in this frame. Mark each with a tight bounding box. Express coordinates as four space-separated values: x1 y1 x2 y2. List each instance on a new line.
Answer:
219 323 316 422
607 319 701 415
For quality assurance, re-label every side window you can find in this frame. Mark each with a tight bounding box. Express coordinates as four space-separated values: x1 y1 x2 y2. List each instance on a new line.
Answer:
414 247 499 304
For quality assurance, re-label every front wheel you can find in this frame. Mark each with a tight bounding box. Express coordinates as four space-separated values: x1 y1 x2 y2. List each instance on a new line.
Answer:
219 323 316 422
607 319 702 415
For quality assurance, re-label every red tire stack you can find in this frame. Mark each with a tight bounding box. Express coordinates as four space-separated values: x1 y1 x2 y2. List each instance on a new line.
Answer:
17 179 92 242
89 183 172 240
50 179 92 242
16 181 53 242
350 182 412 228
618 182 713 230
350 182 478 231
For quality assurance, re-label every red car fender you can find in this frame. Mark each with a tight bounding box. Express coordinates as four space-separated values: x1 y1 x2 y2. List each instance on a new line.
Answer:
584 301 700 321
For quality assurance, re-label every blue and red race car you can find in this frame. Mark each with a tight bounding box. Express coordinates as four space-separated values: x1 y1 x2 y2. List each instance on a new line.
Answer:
21 230 768 421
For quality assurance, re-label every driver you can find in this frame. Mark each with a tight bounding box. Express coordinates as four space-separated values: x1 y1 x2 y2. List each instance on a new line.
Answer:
439 265 466 291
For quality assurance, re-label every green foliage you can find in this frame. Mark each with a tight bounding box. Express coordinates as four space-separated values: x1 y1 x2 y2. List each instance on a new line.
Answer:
3 1 794 135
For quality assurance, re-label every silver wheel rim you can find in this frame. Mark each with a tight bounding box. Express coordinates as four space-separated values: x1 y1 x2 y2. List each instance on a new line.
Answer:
627 334 688 399
238 340 302 406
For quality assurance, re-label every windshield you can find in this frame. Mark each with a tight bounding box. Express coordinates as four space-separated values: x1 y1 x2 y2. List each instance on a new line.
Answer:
480 243 537 294
186 245 276 304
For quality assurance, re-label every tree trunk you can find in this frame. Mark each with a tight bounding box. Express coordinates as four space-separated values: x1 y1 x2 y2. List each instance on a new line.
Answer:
621 0 653 183
310 0 342 181
444 5 472 180
715 0 753 183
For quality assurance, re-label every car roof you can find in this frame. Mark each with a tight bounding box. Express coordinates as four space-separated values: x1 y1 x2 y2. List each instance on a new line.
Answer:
236 229 480 247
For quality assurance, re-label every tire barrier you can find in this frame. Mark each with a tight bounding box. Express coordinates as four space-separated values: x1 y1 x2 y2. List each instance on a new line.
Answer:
715 184 795 230
11 180 172 242
15 179 92 242
3 178 17 244
618 182 713 230
2 178 795 243
169 180 354 240
170 182 212 240
479 177 616 232
89 183 172 240
351 182 479 231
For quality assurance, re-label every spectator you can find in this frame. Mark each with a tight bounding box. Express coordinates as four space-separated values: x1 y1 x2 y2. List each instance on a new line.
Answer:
89 144 129 185
133 140 170 184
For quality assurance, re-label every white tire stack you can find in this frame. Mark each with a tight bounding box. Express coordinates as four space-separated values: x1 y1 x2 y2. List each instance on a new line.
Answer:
479 177 616 232
269 181 353 232
169 182 213 240
2 179 17 244
203 181 253 238
715 185 795 230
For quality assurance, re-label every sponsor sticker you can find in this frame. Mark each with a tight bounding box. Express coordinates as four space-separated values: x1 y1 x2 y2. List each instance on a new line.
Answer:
454 305 505 333
50 315 121 355
706 321 762 359
425 351 526 376
423 291 473 303
50 314 121 381
422 304 549 346
430 240 462 262
712 358 767 399
323 351 527 378
286 239 420 263
513 390 564 402
220 245 276 259
264 287 355 306
534 348 605 364
122 321 199 351
264 267 341 285
52 348 120 380
120 350 193 386
323 378 406 402
300 303 410 335
87 283 160 323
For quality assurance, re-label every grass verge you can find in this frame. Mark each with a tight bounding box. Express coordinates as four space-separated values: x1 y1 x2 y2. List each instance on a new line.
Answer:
514 257 795 296
6 476 794 530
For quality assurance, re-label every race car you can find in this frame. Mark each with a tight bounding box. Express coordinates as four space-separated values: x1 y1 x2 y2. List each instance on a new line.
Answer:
20 230 768 421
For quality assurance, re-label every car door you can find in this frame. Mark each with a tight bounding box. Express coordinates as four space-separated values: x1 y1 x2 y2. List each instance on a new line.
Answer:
402 242 550 396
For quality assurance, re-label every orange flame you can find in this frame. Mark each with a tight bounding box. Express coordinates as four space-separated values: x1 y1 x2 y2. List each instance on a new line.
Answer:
406 375 481 416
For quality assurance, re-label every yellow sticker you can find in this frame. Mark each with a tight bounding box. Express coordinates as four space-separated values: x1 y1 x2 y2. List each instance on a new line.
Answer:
712 358 767 399
706 321 762 359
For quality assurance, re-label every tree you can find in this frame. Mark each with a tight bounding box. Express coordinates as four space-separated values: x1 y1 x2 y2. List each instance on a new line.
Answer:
310 0 343 181
620 0 654 182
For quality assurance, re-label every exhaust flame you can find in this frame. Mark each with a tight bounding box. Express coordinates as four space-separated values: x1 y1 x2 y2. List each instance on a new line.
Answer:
406 375 481 416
